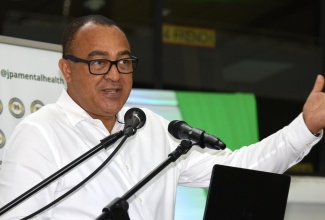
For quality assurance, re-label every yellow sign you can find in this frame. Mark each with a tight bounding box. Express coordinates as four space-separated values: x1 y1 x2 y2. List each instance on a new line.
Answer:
163 24 216 48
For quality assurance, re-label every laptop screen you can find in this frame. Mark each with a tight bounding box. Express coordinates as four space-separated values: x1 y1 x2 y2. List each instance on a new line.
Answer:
203 164 291 220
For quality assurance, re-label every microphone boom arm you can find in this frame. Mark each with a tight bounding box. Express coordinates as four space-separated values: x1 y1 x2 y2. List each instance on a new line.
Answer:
0 107 146 217
95 140 194 220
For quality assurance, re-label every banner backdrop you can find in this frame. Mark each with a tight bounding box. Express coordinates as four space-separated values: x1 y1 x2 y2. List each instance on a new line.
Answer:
0 41 65 162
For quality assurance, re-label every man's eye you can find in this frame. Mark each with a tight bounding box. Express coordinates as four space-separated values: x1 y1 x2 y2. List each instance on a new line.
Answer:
91 60 108 70
93 60 105 66
119 59 131 65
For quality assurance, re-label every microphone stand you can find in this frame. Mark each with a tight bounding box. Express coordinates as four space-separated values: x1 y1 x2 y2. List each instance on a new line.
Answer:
95 139 194 220
0 131 124 216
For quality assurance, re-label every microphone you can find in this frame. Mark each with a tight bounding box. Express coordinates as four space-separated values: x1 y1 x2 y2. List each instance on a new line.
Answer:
123 107 146 137
168 120 226 150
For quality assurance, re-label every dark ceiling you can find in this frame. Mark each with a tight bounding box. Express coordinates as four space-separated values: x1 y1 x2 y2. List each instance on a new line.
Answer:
0 0 319 42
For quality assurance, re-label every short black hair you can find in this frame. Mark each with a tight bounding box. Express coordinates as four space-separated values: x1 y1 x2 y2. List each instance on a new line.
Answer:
62 15 120 57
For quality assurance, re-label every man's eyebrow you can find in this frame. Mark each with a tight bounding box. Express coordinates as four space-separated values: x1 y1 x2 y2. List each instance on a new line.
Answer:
88 51 109 57
118 50 131 56
87 50 131 58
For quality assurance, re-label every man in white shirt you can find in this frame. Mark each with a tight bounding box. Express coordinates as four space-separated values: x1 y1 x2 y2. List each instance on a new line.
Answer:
0 14 324 220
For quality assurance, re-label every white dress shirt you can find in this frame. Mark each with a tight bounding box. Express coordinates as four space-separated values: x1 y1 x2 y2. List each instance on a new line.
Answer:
0 89 321 220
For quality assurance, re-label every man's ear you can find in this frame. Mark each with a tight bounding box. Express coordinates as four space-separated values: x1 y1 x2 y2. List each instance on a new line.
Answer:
58 58 72 82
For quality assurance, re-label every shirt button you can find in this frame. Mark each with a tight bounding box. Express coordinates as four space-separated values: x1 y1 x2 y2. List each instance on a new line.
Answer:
138 197 143 203
125 165 130 171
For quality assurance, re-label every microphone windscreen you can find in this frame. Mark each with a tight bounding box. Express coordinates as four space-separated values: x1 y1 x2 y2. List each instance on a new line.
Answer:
124 107 146 129
168 120 185 139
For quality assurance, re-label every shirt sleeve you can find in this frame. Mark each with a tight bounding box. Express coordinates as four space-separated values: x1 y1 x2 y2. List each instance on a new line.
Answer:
177 113 322 187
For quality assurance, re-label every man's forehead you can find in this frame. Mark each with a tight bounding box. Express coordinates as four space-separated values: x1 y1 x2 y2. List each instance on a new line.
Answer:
72 23 130 56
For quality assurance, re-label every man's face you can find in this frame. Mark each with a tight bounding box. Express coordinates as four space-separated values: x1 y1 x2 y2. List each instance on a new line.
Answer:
60 24 133 120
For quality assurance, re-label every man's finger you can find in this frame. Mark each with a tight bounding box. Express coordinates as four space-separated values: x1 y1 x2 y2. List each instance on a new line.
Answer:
311 74 325 93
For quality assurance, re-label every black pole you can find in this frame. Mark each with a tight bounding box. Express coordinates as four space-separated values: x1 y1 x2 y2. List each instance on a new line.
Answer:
95 140 194 220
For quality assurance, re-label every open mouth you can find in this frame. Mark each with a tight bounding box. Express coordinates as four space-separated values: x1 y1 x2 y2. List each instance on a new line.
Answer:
106 89 117 93
102 88 121 94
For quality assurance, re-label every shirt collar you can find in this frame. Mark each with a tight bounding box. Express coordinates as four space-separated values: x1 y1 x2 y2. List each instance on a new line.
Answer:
56 89 93 126
56 89 126 131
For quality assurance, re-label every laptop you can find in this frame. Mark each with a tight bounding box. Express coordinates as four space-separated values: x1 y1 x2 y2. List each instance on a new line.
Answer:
203 164 291 220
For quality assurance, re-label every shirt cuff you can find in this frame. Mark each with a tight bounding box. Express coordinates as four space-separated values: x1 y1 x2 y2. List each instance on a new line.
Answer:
286 113 323 151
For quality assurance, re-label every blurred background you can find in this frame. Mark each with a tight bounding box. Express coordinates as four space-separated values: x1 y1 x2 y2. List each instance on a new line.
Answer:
1 0 324 176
